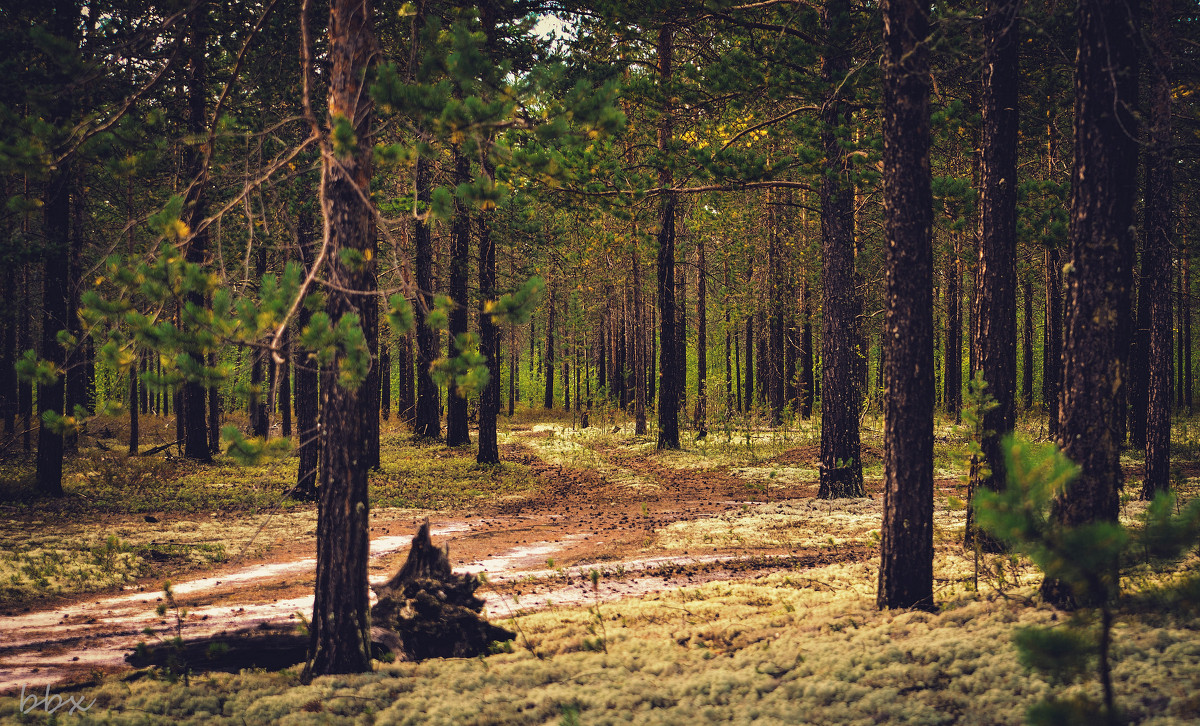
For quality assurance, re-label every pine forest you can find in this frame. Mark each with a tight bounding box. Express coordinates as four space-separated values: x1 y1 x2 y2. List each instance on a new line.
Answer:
2 0 1200 723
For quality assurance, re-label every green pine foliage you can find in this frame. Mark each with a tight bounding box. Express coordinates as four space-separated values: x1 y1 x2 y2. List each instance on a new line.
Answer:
975 435 1200 724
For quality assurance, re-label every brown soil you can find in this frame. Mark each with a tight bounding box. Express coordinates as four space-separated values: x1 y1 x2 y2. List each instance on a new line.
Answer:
0 427 878 693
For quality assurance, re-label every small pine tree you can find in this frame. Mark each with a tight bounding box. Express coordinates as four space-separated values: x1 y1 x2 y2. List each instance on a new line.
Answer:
975 434 1200 725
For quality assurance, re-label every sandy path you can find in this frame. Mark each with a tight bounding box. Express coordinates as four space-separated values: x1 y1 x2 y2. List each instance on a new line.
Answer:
0 435 843 693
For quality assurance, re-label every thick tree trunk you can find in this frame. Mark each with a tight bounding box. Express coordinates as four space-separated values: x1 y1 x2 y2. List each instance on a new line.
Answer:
1043 0 1140 609
280 332 293 437
303 0 377 678
412 152 440 440
1143 0 1173 499
656 24 680 449
818 0 864 499
878 0 934 612
966 0 1019 551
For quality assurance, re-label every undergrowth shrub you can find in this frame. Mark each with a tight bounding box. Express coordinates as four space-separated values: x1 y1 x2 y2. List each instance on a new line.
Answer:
975 434 1200 725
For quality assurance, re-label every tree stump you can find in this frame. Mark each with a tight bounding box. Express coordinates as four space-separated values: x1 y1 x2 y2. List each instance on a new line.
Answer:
371 520 513 661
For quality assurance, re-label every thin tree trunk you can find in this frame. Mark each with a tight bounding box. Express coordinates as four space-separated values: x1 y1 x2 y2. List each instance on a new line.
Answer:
734 321 742 413
695 232 707 435
817 0 864 499
181 0 211 461
294 204 320 501
1186 256 1193 413
768 195 784 425
250 249 269 439
508 321 516 417
633 242 647 434
878 0 934 612
648 302 656 409
379 339 390 422
1143 0 1173 499
800 279 814 419
478 183 499 463
544 281 556 408
1178 260 1185 410
19 266 31 453
446 150 470 446
1023 278 1034 410
944 235 962 420
1045 244 1062 437
412 151 440 439
966 0 1019 551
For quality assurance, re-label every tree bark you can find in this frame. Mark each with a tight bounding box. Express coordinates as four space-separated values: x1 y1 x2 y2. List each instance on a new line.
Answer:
379 338 390 422
633 243 647 434
878 0 934 612
1043 0 1140 609
477 188 500 464
446 150 470 447
768 194 785 425
35 0 77 497
181 0 211 461
966 0 1019 551
800 278 814 419
1023 277 1034 410
656 24 680 449
280 331 293 437
303 0 376 678
250 249 269 439
1044 243 1062 438
1143 0 1173 499
544 281 556 408
294 205 320 501
695 231 707 435
412 151 440 440
818 0 864 499
944 234 962 421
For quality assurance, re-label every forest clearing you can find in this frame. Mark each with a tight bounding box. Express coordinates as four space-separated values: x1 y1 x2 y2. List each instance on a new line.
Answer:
4 0 1200 723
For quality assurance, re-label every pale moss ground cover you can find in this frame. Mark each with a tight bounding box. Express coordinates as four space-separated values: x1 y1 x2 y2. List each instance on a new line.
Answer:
13 560 1199 725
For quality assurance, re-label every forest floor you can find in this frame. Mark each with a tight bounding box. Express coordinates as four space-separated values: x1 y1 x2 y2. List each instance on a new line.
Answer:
0 406 1198 723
